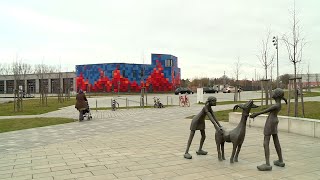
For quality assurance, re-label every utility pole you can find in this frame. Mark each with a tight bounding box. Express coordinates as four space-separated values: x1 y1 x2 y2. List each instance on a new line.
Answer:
273 36 279 87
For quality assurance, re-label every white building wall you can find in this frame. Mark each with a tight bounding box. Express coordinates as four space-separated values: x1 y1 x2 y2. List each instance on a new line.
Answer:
0 72 76 94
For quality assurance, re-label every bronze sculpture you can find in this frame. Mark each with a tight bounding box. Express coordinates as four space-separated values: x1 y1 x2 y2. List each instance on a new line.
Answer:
250 88 287 171
184 96 223 159
215 100 259 162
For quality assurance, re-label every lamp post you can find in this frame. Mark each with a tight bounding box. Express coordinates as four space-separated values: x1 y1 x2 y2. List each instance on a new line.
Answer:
272 36 279 87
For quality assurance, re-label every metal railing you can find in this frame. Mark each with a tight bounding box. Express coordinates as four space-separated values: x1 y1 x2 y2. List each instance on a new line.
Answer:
92 95 176 110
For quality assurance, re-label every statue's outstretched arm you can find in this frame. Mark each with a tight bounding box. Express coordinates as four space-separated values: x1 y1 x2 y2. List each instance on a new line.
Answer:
207 111 222 131
250 105 277 118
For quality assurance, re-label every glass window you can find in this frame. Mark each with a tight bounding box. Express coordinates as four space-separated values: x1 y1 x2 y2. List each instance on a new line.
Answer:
133 70 137 78
165 59 173 67
0 81 4 94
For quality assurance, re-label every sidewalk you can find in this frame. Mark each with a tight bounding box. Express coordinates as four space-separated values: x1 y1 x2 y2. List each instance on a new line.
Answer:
0 104 319 179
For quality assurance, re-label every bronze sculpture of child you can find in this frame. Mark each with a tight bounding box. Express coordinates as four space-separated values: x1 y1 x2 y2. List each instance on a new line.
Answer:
250 88 287 171
184 96 223 159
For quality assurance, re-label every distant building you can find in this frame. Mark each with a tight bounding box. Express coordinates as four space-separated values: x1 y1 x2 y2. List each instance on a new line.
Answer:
76 53 181 92
0 72 76 94
289 73 320 87
0 53 181 94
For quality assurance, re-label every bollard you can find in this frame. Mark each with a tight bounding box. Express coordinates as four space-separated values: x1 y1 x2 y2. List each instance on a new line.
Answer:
96 99 97 112
145 95 148 106
126 98 128 109
167 96 168 106
171 97 173 105
141 97 144 109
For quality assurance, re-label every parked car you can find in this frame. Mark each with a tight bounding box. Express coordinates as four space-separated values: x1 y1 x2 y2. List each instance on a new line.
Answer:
223 86 235 93
174 87 194 95
203 87 219 93
223 86 242 93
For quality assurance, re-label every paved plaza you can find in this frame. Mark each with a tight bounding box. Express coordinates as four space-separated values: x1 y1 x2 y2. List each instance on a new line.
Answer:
0 95 320 180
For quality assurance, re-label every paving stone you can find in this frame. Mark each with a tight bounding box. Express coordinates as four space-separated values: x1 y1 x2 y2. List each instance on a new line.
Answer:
0 101 319 179
13 167 50 177
114 169 153 178
71 165 107 173
53 172 92 180
0 173 12 179
139 172 178 180
127 163 161 171
33 170 71 179
76 174 117 180
51 163 86 172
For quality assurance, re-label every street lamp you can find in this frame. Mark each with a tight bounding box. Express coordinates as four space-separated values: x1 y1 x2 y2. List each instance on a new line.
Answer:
272 36 279 87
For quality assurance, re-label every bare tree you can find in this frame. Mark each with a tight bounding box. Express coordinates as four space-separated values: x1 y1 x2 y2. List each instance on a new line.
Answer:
57 64 64 103
282 1 306 117
270 63 275 83
0 63 4 75
0 63 12 76
257 31 274 105
11 60 26 112
316 74 319 87
257 31 275 79
233 57 241 101
62 67 72 101
280 74 290 87
34 63 56 106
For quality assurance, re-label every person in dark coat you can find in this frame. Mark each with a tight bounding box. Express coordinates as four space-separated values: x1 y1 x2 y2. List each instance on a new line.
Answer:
75 89 88 121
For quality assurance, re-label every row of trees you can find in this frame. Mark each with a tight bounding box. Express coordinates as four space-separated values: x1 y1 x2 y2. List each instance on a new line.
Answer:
181 73 318 91
0 61 72 108
257 2 306 116
182 2 310 117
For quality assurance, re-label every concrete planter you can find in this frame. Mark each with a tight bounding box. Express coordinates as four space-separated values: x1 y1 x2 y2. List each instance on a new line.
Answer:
229 112 320 138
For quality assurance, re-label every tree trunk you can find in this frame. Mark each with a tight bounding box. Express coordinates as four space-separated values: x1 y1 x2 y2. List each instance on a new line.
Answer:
265 67 269 105
265 67 268 79
294 63 298 117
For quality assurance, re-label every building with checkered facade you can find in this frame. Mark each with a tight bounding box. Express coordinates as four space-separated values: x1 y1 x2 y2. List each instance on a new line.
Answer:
76 53 181 92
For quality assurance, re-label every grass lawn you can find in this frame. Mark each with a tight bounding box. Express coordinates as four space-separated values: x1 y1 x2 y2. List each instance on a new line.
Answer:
285 91 320 98
264 101 320 119
0 117 75 133
252 91 320 102
198 101 247 105
186 109 233 122
0 98 75 116
186 101 320 122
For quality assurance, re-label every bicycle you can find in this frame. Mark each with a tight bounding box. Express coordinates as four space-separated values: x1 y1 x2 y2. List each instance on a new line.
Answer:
153 97 164 108
179 94 190 107
111 99 119 111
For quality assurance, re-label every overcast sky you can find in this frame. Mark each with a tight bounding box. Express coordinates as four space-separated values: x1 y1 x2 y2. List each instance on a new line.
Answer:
0 0 319 80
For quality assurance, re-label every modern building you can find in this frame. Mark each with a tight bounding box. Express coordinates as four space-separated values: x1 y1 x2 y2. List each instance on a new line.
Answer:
0 72 76 94
76 53 181 92
0 53 181 94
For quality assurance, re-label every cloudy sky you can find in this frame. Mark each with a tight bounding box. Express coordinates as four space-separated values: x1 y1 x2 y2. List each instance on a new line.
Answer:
0 0 319 80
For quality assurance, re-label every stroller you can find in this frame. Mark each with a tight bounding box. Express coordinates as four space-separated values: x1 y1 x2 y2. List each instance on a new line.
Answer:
81 101 92 121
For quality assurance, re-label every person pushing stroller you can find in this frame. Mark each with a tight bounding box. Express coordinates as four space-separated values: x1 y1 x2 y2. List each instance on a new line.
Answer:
75 89 91 121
